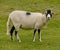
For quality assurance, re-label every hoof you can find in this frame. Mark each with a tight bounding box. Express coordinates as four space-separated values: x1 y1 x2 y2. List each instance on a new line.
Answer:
39 39 42 42
19 40 21 43
18 40 21 43
33 40 35 42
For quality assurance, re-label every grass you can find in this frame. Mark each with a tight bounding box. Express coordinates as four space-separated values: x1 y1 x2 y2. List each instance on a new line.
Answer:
0 0 60 50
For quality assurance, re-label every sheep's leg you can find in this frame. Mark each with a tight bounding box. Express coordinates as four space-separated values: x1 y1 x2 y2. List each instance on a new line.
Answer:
15 31 21 43
10 26 15 41
38 29 42 42
38 29 40 41
33 29 37 42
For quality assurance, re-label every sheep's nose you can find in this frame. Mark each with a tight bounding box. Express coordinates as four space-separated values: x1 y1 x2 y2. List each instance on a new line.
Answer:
47 14 51 20
48 17 50 20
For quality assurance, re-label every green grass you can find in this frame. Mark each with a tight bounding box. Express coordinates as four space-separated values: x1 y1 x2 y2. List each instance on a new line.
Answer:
0 0 60 50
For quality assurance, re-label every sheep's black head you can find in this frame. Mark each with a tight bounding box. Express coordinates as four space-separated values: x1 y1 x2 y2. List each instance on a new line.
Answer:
45 10 53 20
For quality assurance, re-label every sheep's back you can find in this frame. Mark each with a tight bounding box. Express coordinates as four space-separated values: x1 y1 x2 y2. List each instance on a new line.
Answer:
9 10 44 29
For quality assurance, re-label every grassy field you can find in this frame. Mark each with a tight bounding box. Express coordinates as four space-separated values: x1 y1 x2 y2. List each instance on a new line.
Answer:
0 0 60 50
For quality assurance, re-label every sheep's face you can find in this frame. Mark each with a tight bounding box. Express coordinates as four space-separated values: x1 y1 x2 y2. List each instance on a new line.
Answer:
45 10 53 20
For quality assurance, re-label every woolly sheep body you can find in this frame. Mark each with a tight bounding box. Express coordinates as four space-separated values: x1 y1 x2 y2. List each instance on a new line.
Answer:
9 10 46 30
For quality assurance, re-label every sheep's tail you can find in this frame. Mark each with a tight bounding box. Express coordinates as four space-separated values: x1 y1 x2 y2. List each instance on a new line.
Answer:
7 17 11 35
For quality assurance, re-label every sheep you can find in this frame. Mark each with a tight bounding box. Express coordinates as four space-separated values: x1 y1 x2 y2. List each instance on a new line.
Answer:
7 10 53 42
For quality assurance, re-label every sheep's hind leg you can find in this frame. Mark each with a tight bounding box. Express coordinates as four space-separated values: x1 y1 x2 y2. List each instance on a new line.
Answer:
15 31 21 43
10 26 15 41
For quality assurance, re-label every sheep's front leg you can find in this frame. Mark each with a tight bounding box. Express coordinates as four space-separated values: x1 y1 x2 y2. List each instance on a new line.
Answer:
33 29 37 42
15 31 21 43
38 29 42 42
